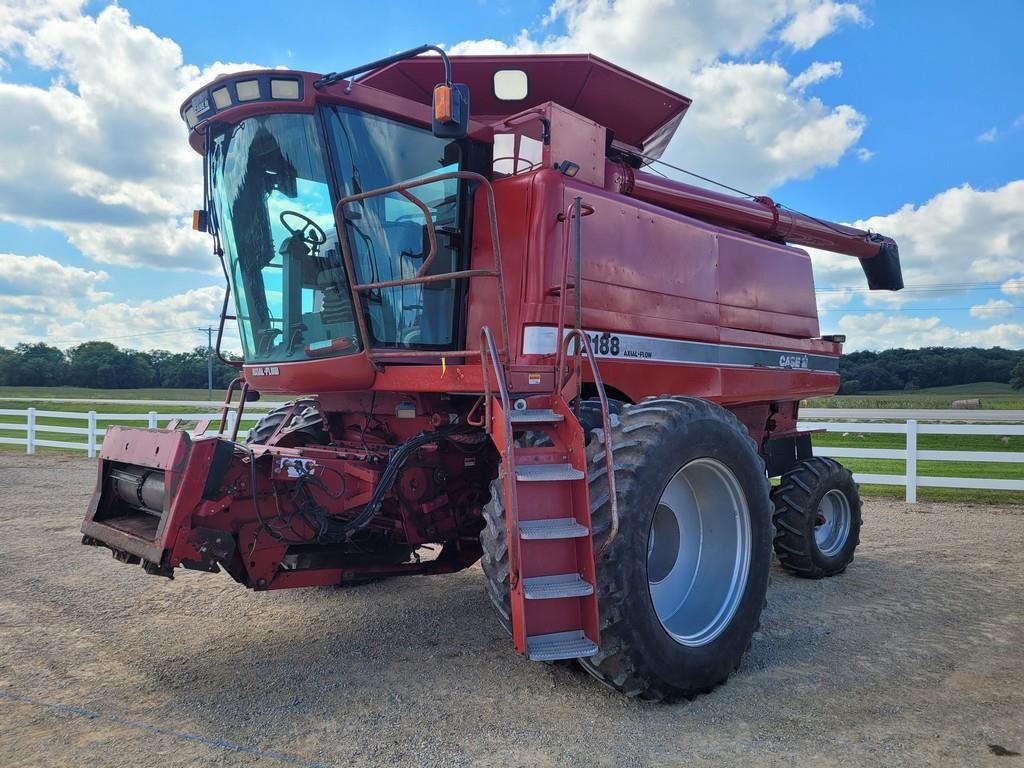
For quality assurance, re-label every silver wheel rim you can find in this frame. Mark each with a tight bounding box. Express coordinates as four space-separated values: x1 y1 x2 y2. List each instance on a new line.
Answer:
815 489 851 557
646 458 752 647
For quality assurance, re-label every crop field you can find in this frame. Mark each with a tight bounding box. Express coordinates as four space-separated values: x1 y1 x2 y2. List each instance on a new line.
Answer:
805 382 1024 410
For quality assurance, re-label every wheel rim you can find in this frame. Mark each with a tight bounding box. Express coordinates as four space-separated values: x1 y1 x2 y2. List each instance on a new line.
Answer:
814 489 851 557
646 458 752 647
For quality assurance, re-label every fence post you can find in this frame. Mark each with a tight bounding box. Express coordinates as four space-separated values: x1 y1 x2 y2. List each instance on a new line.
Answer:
26 407 35 455
87 411 98 459
148 411 158 429
905 419 918 504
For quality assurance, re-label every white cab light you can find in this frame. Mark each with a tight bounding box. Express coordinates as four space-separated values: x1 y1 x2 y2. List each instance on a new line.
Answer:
270 79 300 100
212 87 232 109
236 80 261 101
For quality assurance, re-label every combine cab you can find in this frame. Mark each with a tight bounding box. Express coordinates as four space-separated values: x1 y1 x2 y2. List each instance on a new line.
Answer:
82 48 900 700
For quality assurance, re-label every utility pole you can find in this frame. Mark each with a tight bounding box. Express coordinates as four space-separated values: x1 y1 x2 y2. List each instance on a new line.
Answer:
198 326 214 401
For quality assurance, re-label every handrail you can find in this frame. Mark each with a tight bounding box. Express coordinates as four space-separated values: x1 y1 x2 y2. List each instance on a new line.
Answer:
559 329 619 557
214 284 243 369
479 325 522 587
553 198 595 380
333 170 511 369
217 376 249 441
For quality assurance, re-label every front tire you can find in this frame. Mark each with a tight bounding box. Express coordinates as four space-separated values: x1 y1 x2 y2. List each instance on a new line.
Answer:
246 398 328 446
580 396 773 700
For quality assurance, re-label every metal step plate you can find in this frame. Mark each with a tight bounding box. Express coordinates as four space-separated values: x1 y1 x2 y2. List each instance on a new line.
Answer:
523 574 594 600
519 517 589 540
510 409 564 424
526 630 599 661
515 463 585 482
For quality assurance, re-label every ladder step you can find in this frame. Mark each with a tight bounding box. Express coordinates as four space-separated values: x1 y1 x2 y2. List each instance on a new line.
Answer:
510 408 564 425
519 517 589 540
523 574 593 600
526 630 599 661
515 463 584 482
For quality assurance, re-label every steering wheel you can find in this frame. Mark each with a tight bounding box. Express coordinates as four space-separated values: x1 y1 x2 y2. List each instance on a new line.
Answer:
280 210 327 257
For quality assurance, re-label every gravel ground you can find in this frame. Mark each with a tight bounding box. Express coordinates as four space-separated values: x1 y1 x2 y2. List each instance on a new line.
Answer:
1 452 1022 767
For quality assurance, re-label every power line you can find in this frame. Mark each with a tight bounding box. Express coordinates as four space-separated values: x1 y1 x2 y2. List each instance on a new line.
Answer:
821 305 1023 313
22 325 225 347
817 280 1024 294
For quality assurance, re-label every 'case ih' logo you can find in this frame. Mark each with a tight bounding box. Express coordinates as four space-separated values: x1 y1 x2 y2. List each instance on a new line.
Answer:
250 366 280 376
778 354 809 369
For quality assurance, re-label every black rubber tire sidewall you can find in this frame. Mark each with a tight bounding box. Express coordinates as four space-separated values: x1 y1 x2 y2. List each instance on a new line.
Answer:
585 400 772 696
771 457 862 578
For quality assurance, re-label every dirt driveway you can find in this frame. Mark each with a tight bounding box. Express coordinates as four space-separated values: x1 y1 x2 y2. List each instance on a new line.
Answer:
1 452 1021 767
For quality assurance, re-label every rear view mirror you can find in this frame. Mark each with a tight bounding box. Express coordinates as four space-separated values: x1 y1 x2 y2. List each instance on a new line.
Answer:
432 83 470 139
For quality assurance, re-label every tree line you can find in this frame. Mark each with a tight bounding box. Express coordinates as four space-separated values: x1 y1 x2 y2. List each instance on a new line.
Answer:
0 340 1021 392
839 346 1024 394
0 342 240 390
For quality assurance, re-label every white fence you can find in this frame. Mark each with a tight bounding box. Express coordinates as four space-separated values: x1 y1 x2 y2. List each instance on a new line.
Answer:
0 407 265 459
798 413 1024 502
1 406 1022 503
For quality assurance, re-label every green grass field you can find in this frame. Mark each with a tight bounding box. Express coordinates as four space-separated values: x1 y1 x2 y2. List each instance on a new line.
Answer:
1 385 1020 505
805 381 1024 410
0 386 234 401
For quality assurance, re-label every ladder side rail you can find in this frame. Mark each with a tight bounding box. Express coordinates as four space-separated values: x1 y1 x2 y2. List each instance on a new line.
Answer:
553 199 595 378
217 377 242 435
560 329 619 557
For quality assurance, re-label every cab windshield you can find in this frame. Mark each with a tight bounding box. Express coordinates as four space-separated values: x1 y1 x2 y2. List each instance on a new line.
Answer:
209 113 357 363
208 109 464 364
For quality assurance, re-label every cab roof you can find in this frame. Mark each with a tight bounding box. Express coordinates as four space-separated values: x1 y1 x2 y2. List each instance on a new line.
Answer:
359 54 691 160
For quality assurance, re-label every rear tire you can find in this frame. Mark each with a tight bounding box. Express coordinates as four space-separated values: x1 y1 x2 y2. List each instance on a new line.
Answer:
580 396 773 701
771 457 861 578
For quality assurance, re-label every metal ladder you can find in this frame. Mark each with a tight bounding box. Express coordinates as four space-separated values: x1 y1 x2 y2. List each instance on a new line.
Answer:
480 324 617 661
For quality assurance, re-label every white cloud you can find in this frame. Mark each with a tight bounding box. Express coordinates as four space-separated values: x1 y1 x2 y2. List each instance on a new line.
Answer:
970 299 1016 319
451 0 869 191
833 313 1024 351
778 0 866 50
856 147 875 162
1002 277 1024 296
0 252 231 351
790 60 842 91
808 181 1024 296
0 253 109 303
0 0 83 64
978 127 999 143
54 285 236 352
0 5 257 272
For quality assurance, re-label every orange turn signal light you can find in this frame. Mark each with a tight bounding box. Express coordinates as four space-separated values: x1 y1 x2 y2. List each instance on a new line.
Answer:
433 84 454 124
192 209 208 232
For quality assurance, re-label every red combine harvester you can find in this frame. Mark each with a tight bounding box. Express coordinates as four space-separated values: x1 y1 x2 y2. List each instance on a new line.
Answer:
82 48 901 700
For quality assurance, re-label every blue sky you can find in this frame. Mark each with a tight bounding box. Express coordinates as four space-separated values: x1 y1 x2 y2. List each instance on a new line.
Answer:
0 0 1021 352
